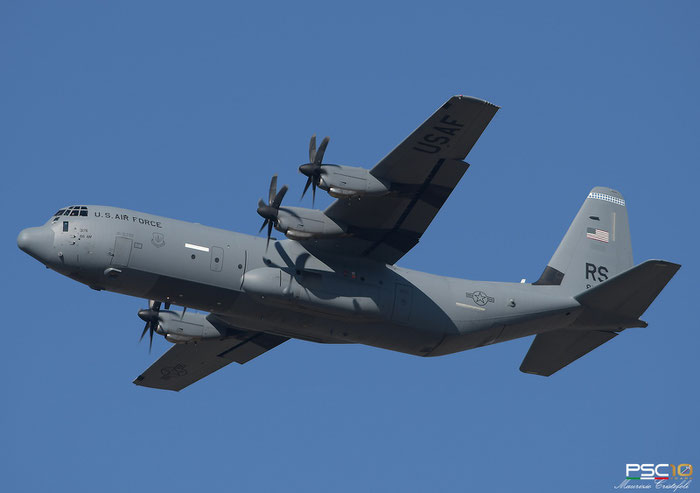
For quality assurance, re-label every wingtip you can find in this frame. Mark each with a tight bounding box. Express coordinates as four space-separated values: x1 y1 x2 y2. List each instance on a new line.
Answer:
520 367 552 376
452 94 500 109
643 259 682 272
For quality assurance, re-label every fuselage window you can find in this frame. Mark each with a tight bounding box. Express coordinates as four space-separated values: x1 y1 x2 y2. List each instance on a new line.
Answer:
63 221 69 232
70 210 79 216
80 210 88 216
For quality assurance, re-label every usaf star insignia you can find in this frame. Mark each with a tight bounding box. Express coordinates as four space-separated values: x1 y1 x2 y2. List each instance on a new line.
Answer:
466 290 495 306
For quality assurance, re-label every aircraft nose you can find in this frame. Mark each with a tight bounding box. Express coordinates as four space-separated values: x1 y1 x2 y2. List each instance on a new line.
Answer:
17 226 55 260
17 228 32 252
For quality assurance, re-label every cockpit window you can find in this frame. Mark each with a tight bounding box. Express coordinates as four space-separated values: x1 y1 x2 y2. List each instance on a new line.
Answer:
54 206 89 218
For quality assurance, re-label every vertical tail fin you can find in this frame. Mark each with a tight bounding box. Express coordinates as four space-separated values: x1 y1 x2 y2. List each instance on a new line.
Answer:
534 187 633 293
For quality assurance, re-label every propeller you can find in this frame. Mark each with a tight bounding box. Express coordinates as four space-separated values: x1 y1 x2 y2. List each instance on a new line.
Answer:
257 174 288 250
137 300 167 352
299 134 330 205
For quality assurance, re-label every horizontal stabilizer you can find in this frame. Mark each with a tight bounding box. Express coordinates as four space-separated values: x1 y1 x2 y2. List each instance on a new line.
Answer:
575 260 680 320
520 330 617 376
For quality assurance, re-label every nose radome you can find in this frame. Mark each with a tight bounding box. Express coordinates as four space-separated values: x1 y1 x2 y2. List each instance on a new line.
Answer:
17 229 31 252
17 227 54 260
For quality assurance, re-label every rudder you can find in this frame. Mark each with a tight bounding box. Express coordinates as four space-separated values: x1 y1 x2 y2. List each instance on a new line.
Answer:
534 187 633 293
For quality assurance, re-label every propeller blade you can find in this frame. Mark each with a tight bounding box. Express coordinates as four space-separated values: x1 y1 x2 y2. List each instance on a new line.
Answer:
309 134 317 163
301 176 312 199
314 136 330 166
258 175 287 242
139 300 162 350
164 302 170 310
312 180 316 206
271 185 288 209
140 322 149 341
300 135 329 205
268 175 278 205
266 220 273 250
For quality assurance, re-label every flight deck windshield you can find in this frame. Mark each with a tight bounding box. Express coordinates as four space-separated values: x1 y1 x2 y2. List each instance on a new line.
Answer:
51 205 88 222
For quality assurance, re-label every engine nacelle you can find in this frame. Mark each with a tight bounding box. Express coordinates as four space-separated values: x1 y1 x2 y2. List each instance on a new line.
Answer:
275 206 347 240
155 310 228 343
165 334 194 344
319 165 390 198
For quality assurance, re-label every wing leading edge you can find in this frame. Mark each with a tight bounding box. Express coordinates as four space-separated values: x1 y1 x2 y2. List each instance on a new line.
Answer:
134 328 288 391
313 95 498 264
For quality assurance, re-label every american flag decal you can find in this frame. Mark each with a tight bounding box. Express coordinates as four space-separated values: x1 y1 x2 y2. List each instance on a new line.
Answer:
586 227 609 243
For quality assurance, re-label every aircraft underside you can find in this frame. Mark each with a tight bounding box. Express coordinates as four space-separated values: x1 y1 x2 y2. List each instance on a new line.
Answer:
16 95 679 391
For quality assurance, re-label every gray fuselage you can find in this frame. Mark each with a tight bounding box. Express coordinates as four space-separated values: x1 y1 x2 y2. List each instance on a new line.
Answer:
19 206 582 357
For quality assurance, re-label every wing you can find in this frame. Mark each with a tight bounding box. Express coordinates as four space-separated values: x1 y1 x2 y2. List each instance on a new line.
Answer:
134 327 288 391
519 330 618 376
318 95 498 264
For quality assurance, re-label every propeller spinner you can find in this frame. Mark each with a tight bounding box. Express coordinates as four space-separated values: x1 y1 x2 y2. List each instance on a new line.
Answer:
257 174 288 249
299 134 330 206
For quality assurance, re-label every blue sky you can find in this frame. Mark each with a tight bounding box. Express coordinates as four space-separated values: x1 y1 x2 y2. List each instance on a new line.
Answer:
2 1 698 491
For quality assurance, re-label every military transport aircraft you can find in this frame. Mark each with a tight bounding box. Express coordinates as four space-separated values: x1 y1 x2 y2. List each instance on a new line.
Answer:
17 95 680 391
